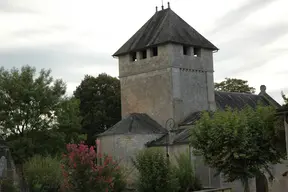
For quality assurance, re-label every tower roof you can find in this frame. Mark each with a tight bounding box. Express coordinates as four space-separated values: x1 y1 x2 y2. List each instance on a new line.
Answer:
113 8 218 56
97 113 167 137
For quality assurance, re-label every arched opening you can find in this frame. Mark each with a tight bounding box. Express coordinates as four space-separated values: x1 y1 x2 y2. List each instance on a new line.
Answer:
256 173 268 192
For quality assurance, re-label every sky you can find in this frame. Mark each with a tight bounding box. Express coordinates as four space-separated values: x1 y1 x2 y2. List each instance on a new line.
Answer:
0 0 288 104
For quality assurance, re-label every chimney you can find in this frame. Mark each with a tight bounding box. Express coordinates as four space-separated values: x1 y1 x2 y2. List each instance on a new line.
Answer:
161 5 164 10
260 85 267 94
168 2 170 8
156 6 158 12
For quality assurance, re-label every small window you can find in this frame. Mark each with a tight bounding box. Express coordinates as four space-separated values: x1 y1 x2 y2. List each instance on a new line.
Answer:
151 47 158 57
193 47 201 57
140 50 147 59
183 46 190 55
130 52 137 61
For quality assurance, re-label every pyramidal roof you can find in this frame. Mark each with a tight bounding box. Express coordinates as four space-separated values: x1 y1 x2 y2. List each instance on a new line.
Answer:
98 113 167 137
113 7 218 56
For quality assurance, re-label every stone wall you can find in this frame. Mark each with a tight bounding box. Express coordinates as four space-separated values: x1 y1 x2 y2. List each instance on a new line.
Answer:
99 133 162 184
120 68 173 128
118 43 215 127
169 43 216 116
99 134 259 192
152 144 257 192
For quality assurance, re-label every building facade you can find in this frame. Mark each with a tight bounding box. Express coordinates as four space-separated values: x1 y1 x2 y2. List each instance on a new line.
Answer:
98 4 287 192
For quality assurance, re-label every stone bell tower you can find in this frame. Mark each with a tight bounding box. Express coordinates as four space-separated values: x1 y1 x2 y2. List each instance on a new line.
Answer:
113 4 218 128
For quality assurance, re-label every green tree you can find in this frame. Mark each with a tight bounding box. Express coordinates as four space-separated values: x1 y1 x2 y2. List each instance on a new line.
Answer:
55 97 86 143
0 65 66 163
0 65 66 137
0 65 66 190
132 148 179 192
215 78 255 93
74 73 121 144
281 91 288 104
174 152 202 191
191 105 284 192
6 130 66 165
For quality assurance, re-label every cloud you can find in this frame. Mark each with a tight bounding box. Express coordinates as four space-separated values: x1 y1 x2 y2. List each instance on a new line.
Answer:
0 0 36 13
0 44 117 84
208 0 276 35
11 25 70 38
267 87 288 105
213 22 288 78
11 29 52 37
216 22 288 61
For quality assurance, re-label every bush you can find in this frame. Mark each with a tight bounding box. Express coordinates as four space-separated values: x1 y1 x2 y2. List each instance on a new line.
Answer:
61 141 126 192
132 148 179 192
174 152 202 191
0 178 19 192
23 155 62 192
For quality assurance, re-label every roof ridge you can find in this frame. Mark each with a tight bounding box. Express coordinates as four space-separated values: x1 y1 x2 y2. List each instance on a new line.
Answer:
215 91 257 96
259 92 281 108
147 9 169 46
137 113 167 133
113 8 217 56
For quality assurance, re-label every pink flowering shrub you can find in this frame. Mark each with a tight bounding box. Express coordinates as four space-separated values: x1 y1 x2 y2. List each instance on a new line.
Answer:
61 141 126 192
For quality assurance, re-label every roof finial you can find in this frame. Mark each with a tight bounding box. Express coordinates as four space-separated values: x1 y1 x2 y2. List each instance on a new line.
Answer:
156 6 158 12
161 0 164 10
260 85 267 93
168 2 170 8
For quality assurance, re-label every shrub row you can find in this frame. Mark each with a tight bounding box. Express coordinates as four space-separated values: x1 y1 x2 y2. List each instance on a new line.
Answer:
1 143 201 192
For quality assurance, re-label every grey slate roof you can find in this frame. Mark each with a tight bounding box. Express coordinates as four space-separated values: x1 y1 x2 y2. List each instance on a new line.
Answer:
113 8 218 56
98 113 167 137
276 105 288 115
148 91 281 147
180 91 279 126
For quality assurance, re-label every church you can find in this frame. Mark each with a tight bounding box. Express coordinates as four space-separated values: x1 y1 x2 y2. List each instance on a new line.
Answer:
98 3 288 192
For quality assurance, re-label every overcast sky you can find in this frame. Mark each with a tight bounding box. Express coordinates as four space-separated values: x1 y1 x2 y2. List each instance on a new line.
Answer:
0 0 288 103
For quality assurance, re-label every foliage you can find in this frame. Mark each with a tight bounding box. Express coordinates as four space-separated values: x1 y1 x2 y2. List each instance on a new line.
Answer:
0 65 66 137
7 130 66 165
74 73 121 144
132 148 179 192
174 152 202 191
55 97 86 143
191 105 284 192
23 155 62 192
215 78 255 93
281 91 288 104
0 65 66 164
61 141 126 192
0 178 19 192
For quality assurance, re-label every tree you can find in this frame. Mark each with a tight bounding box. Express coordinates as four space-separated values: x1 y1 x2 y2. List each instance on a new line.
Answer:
74 73 121 144
132 148 179 192
215 78 255 93
0 65 66 137
281 91 288 104
55 97 86 143
0 65 66 162
6 130 66 164
191 105 284 192
0 65 66 190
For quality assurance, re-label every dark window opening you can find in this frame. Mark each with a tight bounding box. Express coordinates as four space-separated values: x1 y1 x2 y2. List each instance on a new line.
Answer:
151 47 158 57
183 46 190 55
194 47 201 57
130 52 137 61
141 50 147 59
